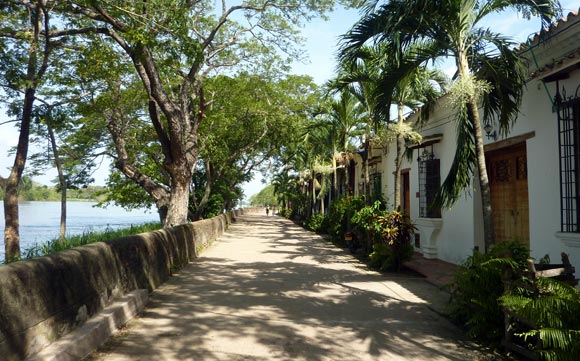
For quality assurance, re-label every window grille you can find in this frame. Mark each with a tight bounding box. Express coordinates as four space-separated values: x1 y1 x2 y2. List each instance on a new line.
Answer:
556 84 580 232
418 147 441 218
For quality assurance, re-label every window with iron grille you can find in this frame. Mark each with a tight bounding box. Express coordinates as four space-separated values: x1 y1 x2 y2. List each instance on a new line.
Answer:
418 149 441 218
556 85 580 232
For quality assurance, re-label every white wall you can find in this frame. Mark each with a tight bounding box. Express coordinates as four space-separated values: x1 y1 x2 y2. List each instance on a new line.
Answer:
376 19 580 268
511 77 561 263
380 99 482 264
379 75 568 266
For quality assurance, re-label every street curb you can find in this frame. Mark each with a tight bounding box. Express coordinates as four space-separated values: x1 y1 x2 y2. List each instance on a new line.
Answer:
26 289 149 361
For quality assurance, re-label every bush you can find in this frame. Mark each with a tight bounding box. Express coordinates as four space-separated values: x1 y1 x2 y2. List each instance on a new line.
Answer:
327 196 365 244
305 214 326 232
351 200 387 249
368 211 415 271
500 274 580 360
281 208 294 219
449 241 529 343
369 241 414 272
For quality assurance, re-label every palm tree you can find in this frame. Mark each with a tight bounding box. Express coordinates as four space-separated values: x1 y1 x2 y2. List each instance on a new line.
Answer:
272 171 291 210
307 89 365 200
338 43 446 209
331 59 381 202
391 66 447 210
341 0 560 252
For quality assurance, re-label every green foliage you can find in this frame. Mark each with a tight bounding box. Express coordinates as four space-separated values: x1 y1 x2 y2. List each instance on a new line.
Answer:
369 240 414 272
351 200 387 247
280 208 295 219
250 184 277 207
97 171 156 210
305 214 327 232
500 278 580 360
369 211 416 271
201 194 225 219
19 222 161 261
449 241 529 342
326 197 415 271
327 196 365 244
0 176 106 202
340 0 560 219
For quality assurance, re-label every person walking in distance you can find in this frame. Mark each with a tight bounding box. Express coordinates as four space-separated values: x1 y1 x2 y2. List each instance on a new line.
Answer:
266 207 270 216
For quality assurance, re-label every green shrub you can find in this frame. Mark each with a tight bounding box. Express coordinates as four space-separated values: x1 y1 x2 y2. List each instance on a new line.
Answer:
21 222 162 260
449 241 529 343
327 196 365 244
281 208 294 219
368 211 415 271
500 276 580 360
305 214 326 232
351 200 387 251
369 241 414 272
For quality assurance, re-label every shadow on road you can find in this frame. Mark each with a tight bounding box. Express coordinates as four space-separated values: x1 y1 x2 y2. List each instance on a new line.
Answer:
94 214 491 361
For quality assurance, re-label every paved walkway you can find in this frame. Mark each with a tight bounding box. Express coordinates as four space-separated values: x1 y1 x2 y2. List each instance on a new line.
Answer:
89 214 492 361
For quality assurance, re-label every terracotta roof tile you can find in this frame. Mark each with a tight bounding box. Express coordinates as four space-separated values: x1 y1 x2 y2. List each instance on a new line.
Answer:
522 8 580 47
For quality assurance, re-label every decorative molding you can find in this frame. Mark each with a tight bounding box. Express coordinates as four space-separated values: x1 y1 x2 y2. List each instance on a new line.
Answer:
555 231 580 248
415 218 443 259
407 134 444 150
416 218 443 228
484 131 535 152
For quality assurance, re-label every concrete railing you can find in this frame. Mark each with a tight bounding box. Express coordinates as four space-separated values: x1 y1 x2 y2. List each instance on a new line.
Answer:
0 209 243 361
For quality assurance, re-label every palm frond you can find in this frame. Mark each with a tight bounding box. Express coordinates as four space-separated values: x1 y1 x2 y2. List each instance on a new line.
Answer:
433 105 476 208
481 1 562 29
467 28 527 136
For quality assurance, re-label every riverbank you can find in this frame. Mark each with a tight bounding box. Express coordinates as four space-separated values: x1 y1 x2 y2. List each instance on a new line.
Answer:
20 222 161 261
0 179 106 202
0 201 158 263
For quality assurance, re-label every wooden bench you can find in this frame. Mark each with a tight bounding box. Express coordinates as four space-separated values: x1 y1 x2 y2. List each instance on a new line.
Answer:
503 253 577 360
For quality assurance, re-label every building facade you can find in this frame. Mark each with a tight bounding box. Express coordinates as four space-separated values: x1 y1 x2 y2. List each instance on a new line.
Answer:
368 10 580 268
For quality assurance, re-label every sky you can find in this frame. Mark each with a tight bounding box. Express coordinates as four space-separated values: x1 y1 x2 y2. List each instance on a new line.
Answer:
1 1 579 200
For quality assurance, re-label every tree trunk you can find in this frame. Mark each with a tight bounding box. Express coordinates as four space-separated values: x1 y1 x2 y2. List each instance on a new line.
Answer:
47 122 66 239
107 104 172 225
164 173 191 227
312 175 316 215
344 155 350 196
332 155 338 200
458 53 495 252
393 104 405 210
365 141 371 203
3 180 21 262
3 86 35 262
468 98 495 252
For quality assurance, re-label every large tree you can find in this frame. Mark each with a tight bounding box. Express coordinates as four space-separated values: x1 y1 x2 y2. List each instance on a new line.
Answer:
62 0 360 227
194 73 319 218
0 1 62 261
341 0 560 251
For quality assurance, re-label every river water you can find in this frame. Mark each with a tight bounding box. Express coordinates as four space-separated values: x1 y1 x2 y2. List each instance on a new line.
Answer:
0 201 159 263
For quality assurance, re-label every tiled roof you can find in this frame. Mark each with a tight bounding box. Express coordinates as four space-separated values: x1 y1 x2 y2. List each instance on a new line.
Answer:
521 8 580 47
519 7 580 80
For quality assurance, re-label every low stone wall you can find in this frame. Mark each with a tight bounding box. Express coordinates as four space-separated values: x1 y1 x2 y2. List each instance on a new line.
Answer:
0 209 243 361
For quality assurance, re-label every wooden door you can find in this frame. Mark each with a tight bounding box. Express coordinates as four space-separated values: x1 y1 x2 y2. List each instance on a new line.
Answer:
487 143 529 246
401 170 411 218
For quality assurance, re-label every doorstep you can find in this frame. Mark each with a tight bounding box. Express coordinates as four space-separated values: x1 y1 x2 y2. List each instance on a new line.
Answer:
404 252 457 290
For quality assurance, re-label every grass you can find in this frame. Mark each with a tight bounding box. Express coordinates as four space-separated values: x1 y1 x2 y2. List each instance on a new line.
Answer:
19 222 162 261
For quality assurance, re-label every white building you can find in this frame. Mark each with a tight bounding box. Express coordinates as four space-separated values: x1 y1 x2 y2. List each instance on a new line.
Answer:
362 9 580 268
